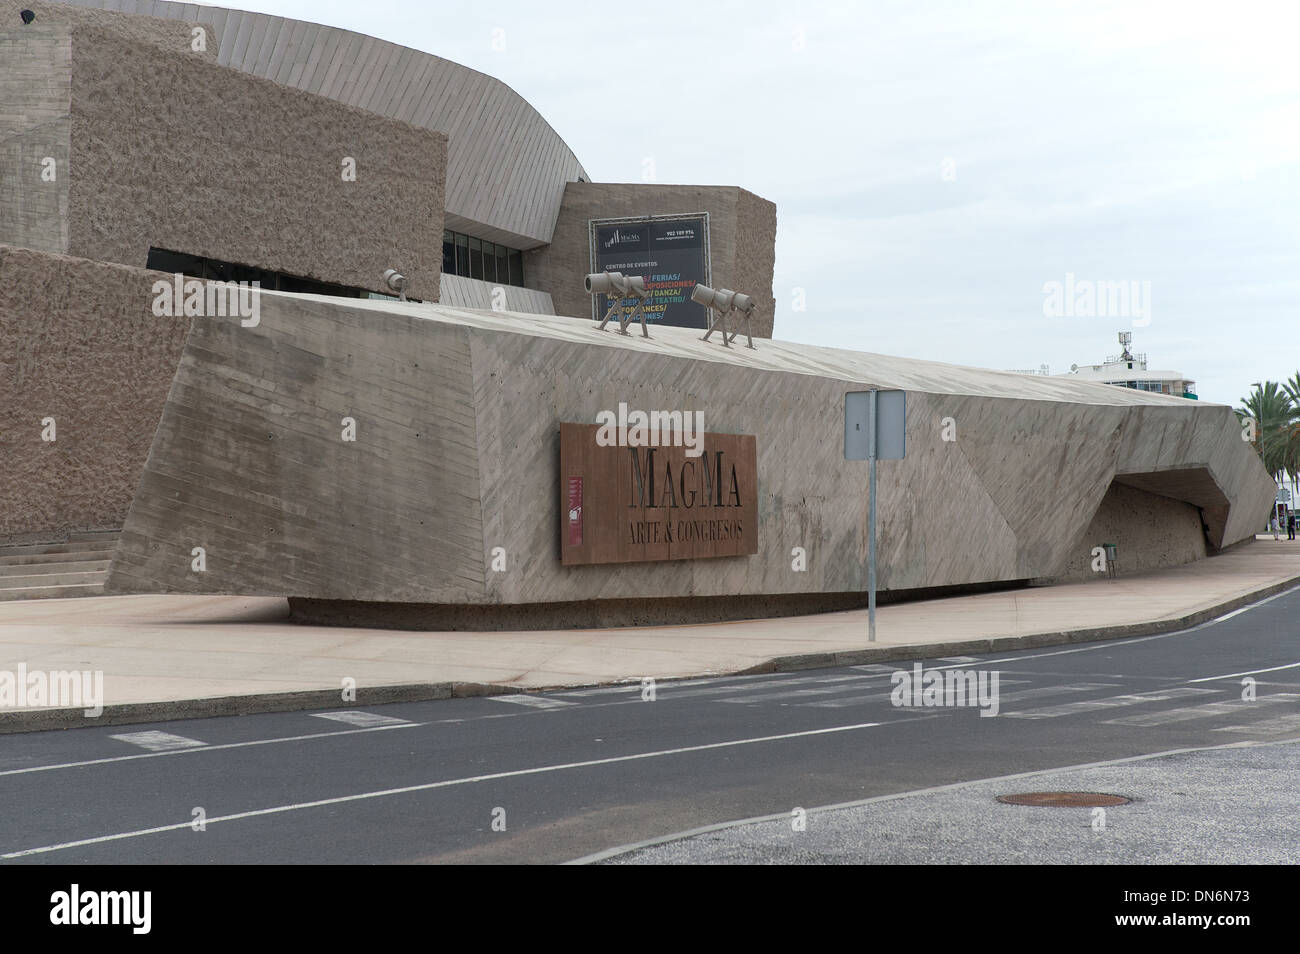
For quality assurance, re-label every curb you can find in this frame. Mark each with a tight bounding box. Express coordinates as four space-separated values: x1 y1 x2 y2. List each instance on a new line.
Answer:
5 574 1299 734
0 681 518 735
736 574 1300 675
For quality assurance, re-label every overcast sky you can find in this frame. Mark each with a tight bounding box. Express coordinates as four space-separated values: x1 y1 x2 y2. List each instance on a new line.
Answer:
215 0 1298 407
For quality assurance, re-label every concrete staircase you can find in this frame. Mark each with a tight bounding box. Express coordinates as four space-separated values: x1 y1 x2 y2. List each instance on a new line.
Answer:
0 530 119 601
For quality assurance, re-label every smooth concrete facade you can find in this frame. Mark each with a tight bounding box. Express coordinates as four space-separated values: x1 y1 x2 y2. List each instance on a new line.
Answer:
83 260 1275 625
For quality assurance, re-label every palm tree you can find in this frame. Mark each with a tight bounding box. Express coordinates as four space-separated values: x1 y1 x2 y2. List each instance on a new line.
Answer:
1282 373 1300 507
1237 381 1296 491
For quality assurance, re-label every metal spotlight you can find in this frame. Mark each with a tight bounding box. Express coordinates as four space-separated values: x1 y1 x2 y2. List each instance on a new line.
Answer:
693 284 758 350
585 272 650 338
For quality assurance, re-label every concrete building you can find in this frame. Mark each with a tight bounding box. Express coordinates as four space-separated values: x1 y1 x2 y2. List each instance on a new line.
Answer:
0 2 1277 622
1064 335 1198 400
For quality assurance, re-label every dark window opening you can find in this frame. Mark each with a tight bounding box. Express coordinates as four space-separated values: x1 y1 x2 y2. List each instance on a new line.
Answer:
442 229 524 286
147 247 404 301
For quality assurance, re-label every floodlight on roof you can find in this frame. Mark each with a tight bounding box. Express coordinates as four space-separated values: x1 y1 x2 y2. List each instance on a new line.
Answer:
694 283 758 350
586 272 650 338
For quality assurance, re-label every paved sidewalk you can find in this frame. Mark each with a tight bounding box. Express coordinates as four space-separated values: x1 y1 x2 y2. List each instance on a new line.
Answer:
595 738 1300 865
1 539 1298 729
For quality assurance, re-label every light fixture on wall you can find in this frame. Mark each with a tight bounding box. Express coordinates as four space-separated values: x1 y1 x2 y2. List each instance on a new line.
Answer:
383 268 408 301
692 284 757 350
586 272 650 338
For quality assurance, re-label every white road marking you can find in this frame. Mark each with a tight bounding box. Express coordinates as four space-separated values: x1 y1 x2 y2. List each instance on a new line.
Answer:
488 695 576 709
801 678 1053 709
1104 694 1300 727
717 675 931 704
1214 713 1300 733
936 656 980 663
0 723 421 777
997 683 1119 704
0 720 885 859
567 735 1300 864
108 731 206 752
1188 661 1300 683
557 672 870 701
1004 687 1217 719
310 711 409 727
1212 606 1253 622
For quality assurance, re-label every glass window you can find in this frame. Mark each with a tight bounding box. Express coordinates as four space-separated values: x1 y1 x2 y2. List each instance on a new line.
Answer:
442 230 455 277
462 238 471 278
496 246 509 286
509 250 523 286
482 241 496 283
469 238 484 280
146 247 205 277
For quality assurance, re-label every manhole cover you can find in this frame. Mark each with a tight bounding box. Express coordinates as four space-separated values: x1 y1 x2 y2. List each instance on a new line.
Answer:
996 791 1131 807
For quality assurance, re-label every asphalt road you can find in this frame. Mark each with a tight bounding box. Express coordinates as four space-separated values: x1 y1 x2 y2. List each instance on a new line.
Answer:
1 584 1298 865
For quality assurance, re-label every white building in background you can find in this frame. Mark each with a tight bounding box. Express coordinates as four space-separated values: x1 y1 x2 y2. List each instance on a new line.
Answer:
1060 333 1198 399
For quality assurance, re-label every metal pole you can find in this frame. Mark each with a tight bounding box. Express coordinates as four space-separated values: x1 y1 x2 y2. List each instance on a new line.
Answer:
868 389 877 642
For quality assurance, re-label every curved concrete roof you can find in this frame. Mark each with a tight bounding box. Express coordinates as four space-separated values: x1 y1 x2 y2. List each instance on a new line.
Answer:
62 0 587 249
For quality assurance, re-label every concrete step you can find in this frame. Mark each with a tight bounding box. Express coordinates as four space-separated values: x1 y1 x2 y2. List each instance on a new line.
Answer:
0 559 111 577
0 551 115 568
0 531 118 600
0 539 118 558
64 530 120 543
0 582 107 601
0 569 109 589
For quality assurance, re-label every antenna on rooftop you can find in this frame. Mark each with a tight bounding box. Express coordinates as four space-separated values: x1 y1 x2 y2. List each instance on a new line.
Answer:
1118 331 1133 361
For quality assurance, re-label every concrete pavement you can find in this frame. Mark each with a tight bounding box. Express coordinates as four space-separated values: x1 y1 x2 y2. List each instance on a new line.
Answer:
1 538 1298 730
596 738 1300 865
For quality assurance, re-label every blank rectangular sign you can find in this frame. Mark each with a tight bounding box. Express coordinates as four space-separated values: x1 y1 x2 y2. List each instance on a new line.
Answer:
844 390 906 460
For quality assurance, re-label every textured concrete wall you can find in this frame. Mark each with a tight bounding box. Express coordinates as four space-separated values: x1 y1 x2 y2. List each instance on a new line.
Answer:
1 4 218 259
0 29 70 257
0 1 217 59
103 283 1277 613
62 26 446 300
0 245 190 539
61 0 587 249
526 182 777 337
1054 482 1208 581
0 23 447 299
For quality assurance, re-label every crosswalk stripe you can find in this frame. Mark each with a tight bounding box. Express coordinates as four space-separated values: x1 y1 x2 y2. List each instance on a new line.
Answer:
1004 687 1216 719
108 731 206 752
999 683 1119 703
1213 712 1300 733
1104 694 1300 727
489 695 577 709
802 679 1063 709
716 675 902 704
556 672 869 702
310 711 410 727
